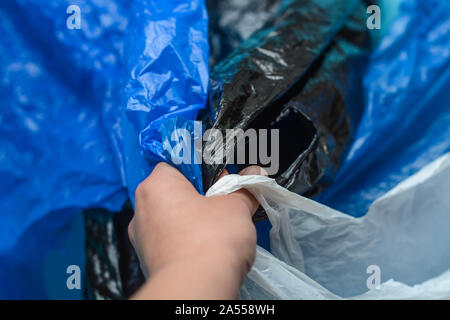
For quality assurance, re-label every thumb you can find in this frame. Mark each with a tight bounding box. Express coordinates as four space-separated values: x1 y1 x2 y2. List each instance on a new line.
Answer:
239 166 268 177
227 166 268 216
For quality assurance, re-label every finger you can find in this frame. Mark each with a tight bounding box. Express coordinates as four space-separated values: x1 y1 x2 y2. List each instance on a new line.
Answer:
239 166 268 177
217 168 229 181
228 166 268 216
128 217 135 245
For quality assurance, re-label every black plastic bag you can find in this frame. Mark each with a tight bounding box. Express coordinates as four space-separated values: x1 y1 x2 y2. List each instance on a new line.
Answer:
84 202 144 300
202 0 372 220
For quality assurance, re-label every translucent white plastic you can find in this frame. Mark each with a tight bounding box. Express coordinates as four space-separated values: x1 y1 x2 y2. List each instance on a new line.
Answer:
206 153 450 299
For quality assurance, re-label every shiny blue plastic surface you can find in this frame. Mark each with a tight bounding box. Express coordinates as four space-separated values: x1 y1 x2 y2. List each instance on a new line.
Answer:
0 0 208 298
316 0 450 216
124 0 208 197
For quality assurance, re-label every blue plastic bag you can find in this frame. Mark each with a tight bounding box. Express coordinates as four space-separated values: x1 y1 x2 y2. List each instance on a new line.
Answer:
316 0 450 216
123 0 209 197
0 0 130 299
0 0 209 299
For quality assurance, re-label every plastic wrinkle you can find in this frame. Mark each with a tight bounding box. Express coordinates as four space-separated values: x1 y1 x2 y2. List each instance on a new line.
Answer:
207 152 450 299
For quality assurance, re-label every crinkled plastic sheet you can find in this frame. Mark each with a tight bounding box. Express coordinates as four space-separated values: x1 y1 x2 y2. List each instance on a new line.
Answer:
207 0 282 67
202 0 372 221
0 0 209 299
206 152 450 299
123 0 209 195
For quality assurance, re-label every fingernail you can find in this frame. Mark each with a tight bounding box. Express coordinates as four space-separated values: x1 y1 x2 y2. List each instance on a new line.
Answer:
239 166 268 176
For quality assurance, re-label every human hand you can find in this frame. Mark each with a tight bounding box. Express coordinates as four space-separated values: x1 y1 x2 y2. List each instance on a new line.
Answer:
128 162 266 299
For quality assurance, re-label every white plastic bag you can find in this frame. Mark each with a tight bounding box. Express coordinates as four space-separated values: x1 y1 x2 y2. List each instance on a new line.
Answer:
206 153 450 299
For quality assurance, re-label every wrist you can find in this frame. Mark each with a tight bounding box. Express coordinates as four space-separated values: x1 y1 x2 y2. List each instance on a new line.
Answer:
135 252 243 299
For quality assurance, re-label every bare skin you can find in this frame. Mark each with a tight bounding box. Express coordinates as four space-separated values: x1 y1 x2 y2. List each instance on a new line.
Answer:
128 162 265 299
